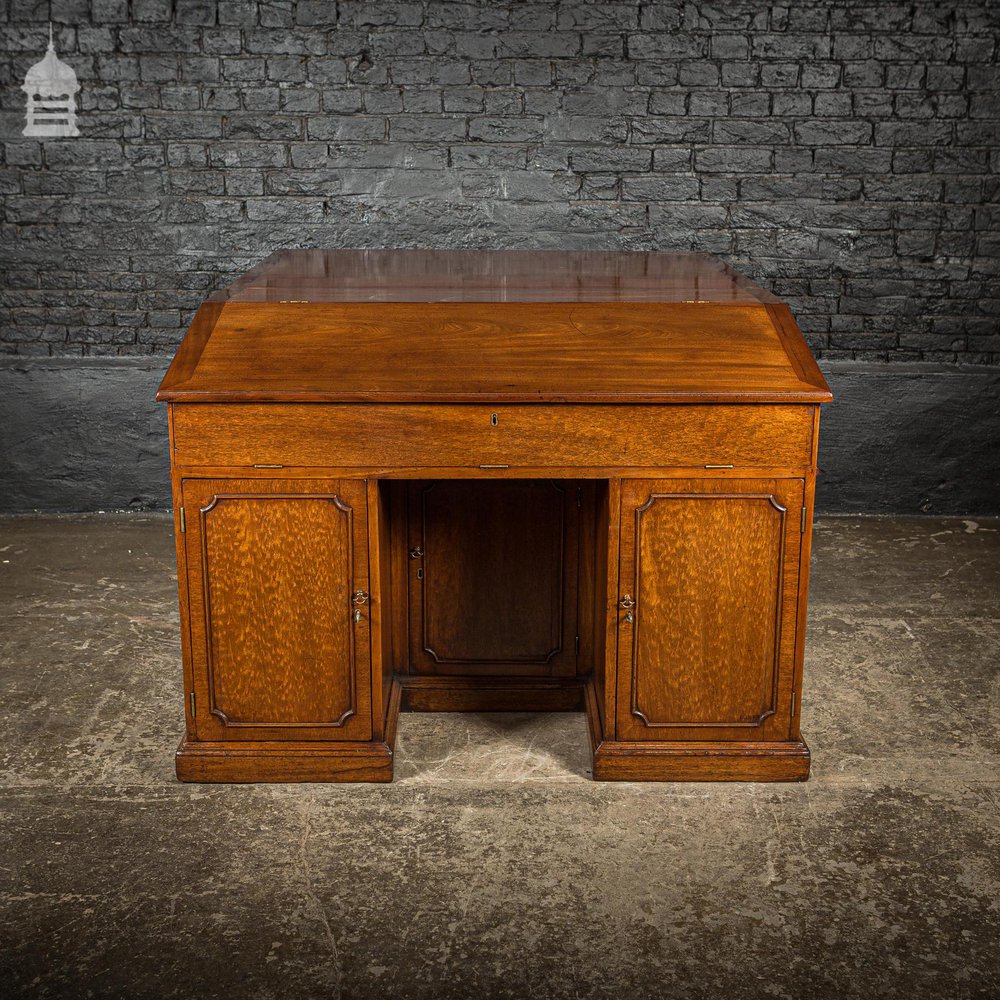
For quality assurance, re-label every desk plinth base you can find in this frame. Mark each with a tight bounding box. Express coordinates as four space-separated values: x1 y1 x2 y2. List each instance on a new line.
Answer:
175 680 402 783
584 678 810 782
589 739 810 782
175 738 395 783
176 676 809 783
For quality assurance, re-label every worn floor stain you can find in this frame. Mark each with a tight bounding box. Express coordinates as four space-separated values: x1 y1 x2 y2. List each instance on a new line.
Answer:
0 514 997 999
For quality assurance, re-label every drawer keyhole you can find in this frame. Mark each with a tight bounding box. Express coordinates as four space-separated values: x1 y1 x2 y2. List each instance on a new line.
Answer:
490 412 498 426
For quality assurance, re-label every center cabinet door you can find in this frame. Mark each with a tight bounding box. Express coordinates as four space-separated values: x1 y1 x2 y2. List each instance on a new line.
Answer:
615 478 805 742
181 478 373 742
406 480 579 676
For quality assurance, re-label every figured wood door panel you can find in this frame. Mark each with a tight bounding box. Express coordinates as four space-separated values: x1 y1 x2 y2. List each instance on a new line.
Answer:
407 480 579 676
182 478 372 741
615 478 804 742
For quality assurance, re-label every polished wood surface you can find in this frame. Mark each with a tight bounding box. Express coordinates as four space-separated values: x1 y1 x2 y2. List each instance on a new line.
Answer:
399 675 584 713
615 478 803 743
158 302 829 403
180 478 372 742
160 250 830 783
157 250 830 404
175 681 401 783
169 402 816 471
586 679 810 782
369 480 394 741
406 480 579 676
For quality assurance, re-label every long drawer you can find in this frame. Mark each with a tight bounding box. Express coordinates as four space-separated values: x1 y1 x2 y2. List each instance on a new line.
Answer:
170 403 816 470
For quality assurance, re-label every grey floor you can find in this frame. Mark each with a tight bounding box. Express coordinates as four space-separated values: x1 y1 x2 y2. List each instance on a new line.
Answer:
0 514 997 1000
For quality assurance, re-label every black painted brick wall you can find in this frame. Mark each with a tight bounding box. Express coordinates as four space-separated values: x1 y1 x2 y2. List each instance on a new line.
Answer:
1 1 998 362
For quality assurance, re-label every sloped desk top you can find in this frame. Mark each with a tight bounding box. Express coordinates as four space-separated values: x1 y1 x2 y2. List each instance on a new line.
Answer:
156 250 832 406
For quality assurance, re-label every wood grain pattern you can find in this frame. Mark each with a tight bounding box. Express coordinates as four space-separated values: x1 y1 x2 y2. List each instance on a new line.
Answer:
791 468 819 740
575 481 597 681
386 481 411 676
407 480 578 676
585 679 809 781
156 253 830 404
399 675 584 713
170 462 818 483
182 478 372 742
158 301 830 404
166 413 199 743
175 682 401 782
368 479 393 740
630 491 783 728
169 403 817 471
593 740 810 782
175 738 394 783
615 478 804 742
598 478 621 739
159 302 221 398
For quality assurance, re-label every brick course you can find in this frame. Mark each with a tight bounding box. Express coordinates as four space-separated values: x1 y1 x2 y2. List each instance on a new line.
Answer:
1 0 998 361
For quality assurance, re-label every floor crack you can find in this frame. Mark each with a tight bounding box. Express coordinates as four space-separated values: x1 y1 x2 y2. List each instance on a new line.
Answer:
299 794 343 998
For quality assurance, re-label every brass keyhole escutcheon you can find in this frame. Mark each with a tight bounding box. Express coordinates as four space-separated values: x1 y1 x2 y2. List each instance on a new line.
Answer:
490 412 498 426
353 609 362 623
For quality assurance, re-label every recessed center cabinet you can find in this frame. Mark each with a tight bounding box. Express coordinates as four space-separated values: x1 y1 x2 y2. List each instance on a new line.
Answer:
407 480 579 676
158 249 832 783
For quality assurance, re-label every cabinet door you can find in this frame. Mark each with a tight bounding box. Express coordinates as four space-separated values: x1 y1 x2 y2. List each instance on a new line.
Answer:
182 478 372 742
406 480 579 676
615 478 804 742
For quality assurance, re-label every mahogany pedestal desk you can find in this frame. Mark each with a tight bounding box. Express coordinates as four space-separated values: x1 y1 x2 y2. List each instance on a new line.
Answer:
157 249 832 783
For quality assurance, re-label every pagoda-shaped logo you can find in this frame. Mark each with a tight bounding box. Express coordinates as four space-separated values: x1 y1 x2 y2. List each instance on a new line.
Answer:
22 26 80 138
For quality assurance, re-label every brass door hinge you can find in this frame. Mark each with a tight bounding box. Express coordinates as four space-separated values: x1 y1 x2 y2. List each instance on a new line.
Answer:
791 691 796 717
189 690 196 717
800 507 807 533
575 634 580 657
179 507 186 533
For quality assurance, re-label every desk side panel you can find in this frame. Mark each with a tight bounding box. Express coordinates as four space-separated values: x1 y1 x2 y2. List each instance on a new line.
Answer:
168 404 199 742
368 480 394 738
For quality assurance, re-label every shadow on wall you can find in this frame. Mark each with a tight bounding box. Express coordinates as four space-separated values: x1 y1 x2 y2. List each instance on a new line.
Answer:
0 360 170 514
816 362 1000 514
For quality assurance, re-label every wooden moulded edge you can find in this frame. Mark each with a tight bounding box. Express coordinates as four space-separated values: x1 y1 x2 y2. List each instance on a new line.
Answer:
156 302 223 402
765 303 834 403
156 387 834 405
584 678 811 782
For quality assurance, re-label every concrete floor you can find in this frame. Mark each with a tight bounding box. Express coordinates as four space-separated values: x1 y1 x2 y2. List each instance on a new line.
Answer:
0 514 997 999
